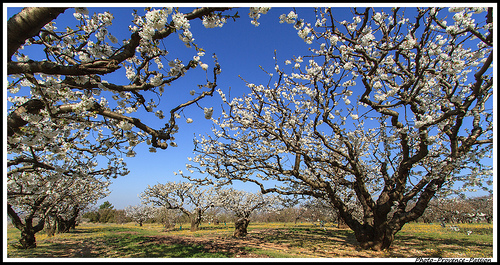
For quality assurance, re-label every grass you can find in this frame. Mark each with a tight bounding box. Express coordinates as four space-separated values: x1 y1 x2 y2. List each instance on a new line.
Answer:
391 223 494 258
6 221 494 259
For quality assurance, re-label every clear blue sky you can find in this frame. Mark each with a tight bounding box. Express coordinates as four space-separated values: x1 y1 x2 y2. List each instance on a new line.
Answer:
5 4 494 209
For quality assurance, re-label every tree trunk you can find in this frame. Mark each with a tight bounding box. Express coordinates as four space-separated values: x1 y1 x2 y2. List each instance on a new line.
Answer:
337 215 348 229
354 227 396 251
7 203 45 249
56 218 71 233
18 220 45 249
326 175 443 250
233 218 250 237
56 207 80 233
333 206 400 251
190 208 202 232
45 216 56 237
7 7 68 60
20 228 37 249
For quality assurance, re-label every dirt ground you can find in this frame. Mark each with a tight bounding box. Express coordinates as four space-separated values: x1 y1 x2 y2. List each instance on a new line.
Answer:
136 228 364 258
137 230 286 258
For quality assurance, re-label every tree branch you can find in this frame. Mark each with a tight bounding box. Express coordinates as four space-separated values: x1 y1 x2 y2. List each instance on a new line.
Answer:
7 7 68 60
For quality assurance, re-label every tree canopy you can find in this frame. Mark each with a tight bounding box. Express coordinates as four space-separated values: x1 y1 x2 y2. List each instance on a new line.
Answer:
181 7 493 250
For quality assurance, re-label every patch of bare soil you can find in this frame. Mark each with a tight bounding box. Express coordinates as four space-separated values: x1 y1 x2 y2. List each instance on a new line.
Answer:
139 232 274 258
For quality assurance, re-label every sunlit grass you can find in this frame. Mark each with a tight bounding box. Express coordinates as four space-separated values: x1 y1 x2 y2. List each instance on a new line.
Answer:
393 222 493 258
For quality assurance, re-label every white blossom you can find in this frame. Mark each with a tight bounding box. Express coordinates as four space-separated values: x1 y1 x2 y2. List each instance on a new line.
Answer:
204 107 214 119
172 12 190 30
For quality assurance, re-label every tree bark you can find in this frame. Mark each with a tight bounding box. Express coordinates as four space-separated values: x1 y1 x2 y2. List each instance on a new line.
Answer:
7 99 45 137
353 225 398 251
190 208 202 232
337 215 348 229
233 218 250 237
55 207 80 233
7 203 45 249
7 7 68 60
45 216 56 237
19 227 38 249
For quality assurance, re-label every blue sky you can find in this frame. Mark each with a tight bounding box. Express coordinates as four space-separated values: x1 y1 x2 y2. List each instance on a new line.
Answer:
5 4 494 209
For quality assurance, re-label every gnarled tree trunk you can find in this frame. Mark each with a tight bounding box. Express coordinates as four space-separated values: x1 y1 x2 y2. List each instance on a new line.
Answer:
19 227 38 249
233 218 250 237
190 208 202 232
45 215 56 237
8 203 45 249
352 225 399 251
56 207 80 233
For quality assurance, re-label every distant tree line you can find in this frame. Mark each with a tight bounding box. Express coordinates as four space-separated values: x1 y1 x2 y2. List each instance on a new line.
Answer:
417 195 493 224
79 194 493 228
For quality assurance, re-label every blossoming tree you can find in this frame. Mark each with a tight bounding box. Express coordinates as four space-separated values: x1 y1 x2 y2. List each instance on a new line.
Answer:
7 168 110 248
7 6 235 158
6 6 268 248
213 188 281 237
140 181 219 231
124 204 156 226
183 7 493 250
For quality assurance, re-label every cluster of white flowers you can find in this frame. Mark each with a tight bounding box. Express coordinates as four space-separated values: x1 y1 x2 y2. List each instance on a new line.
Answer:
279 11 298 24
343 61 354 70
204 107 214 119
401 34 417 49
360 32 376 47
169 12 193 46
414 115 434 129
146 9 169 30
179 28 194 45
95 27 108 42
149 73 163 86
193 51 209 70
248 7 270 26
202 13 227 28
294 56 303 69
172 12 189 30
298 26 311 40
117 120 134 131
86 39 114 59
155 110 165 119
168 59 186 76
139 9 170 40
372 12 383 23
305 59 322 76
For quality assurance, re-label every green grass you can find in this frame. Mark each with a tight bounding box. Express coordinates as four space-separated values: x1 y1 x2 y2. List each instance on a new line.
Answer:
6 222 494 259
390 223 494 258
